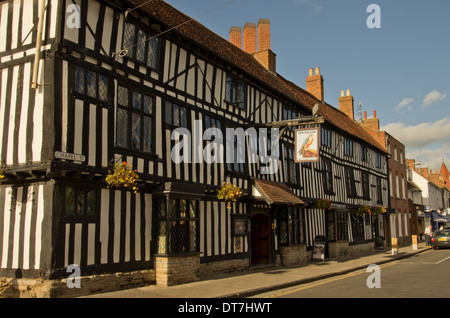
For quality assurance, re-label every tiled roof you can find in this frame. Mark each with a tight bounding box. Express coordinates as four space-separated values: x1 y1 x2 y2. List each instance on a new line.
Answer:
253 178 304 206
126 0 387 153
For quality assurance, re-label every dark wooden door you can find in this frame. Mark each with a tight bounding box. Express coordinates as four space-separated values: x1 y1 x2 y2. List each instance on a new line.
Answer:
251 214 270 264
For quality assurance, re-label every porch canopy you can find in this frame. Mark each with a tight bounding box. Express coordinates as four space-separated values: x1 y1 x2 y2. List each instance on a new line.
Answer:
252 178 305 206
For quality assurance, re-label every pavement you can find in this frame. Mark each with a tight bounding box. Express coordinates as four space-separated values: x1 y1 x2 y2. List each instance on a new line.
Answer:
82 242 431 298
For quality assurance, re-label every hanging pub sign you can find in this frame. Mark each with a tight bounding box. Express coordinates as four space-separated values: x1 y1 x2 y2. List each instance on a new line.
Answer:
295 127 320 163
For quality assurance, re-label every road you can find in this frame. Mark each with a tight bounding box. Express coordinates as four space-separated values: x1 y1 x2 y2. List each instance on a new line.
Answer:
253 249 450 298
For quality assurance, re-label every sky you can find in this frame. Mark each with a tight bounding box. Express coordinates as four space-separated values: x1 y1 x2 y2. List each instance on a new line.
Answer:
164 0 450 172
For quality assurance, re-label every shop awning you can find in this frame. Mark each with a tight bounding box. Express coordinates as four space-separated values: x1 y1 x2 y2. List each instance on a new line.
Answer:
252 179 304 206
431 210 450 223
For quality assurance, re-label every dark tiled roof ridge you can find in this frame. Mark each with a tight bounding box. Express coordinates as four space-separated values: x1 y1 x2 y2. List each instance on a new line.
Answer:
125 0 387 153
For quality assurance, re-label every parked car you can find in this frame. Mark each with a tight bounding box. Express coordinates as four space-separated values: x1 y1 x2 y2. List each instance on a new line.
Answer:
431 230 450 249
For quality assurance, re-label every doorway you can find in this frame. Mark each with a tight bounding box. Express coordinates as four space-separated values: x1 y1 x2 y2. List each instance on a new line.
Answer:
251 214 270 264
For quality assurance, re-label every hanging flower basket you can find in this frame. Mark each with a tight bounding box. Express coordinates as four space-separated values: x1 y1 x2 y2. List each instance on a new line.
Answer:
217 182 243 210
316 199 333 210
357 204 371 216
372 206 386 217
105 162 139 194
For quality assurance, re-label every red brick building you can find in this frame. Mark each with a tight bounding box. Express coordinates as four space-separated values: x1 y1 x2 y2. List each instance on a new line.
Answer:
360 112 411 246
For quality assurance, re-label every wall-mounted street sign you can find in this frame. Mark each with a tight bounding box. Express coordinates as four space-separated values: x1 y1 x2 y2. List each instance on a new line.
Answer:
55 151 86 162
295 127 320 163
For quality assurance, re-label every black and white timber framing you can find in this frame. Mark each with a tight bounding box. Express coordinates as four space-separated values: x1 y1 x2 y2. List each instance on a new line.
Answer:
0 0 389 279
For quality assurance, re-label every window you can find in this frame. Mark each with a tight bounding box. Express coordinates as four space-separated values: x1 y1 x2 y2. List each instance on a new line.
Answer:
225 75 246 110
156 197 199 255
362 172 370 200
117 85 153 153
351 213 366 242
283 145 298 184
165 101 188 128
396 174 400 199
279 207 305 245
74 66 109 102
326 211 348 241
376 177 383 204
344 138 353 157
321 158 333 194
321 127 332 149
345 167 356 198
65 185 96 219
122 22 159 69
375 153 382 168
283 106 298 131
394 146 398 161
361 146 368 162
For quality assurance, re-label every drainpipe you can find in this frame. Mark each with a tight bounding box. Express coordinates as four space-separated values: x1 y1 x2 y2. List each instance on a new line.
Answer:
31 0 46 90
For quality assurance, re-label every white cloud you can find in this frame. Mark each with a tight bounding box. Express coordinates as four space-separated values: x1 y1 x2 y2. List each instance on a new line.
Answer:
381 117 450 149
395 98 414 112
381 118 450 171
423 90 446 107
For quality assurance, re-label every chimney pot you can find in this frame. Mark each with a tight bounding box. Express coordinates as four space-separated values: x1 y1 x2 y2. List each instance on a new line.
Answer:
364 111 367 120
341 90 345 97
309 68 314 76
373 110 377 118
315 67 320 75
346 89 351 96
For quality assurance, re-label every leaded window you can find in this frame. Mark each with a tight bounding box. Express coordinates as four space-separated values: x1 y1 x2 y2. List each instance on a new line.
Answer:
64 185 96 220
156 197 199 255
122 21 159 69
344 138 353 157
362 172 370 200
283 145 297 184
351 213 365 242
345 167 356 198
225 75 246 110
74 66 109 102
321 127 332 149
283 106 298 131
116 85 153 153
326 211 348 241
279 207 305 246
165 101 188 128
322 158 333 194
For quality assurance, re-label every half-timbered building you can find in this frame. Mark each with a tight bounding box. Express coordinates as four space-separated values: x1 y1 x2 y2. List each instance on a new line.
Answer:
0 0 389 294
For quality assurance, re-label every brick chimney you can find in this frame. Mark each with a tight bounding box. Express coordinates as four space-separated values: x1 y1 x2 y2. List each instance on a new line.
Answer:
338 89 354 120
361 110 380 132
306 67 324 102
231 19 276 73
243 22 256 53
229 26 242 49
253 19 276 72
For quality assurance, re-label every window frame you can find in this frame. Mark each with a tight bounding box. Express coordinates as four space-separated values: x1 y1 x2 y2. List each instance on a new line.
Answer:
121 20 160 71
116 85 154 154
321 126 332 149
278 207 305 246
156 196 200 255
283 144 298 185
362 172 370 200
344 138 353 158
225 75 246 110
73 65 110 104
345 167 357 198
63 184 98 222
321 158 333 194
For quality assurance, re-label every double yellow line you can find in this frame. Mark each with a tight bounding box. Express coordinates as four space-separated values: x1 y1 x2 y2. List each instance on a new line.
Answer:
264 262 398 298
